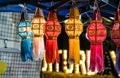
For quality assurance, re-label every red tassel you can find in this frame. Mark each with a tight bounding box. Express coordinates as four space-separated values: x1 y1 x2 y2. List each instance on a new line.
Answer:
46 40 54 63
46 39 59 64
90 44 104 72
53 40 60 63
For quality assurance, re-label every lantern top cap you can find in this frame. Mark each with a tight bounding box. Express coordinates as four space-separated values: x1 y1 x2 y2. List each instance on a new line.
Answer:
69 7 79 19
34 7 44 17
20 8 28 21
47 11 57 21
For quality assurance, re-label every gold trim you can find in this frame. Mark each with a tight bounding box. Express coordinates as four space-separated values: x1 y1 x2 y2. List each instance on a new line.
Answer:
22 36 30 39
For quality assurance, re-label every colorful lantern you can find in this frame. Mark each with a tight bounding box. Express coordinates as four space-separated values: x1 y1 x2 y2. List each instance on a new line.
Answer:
111 3 120 74
17 9 33 62
86 3 106 72
65 7 83 64
31 7 46 61
44 11 61 64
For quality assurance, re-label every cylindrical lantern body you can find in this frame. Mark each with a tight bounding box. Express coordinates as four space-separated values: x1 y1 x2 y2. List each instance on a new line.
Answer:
65 7 83 64
17 11 33 62
87 22 106 44
111 22 120 45
44 12 61 64
87 10 106 72
111 8 120 74
31 8 46 61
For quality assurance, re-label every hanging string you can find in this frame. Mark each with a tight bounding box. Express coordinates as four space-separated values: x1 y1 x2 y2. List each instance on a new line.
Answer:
51 0 53 7
23 3 29 20
71 0 76 4
118 0 120 10
92 0 98 11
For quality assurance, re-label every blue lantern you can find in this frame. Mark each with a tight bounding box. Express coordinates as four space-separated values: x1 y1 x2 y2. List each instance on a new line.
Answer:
17 9 33 62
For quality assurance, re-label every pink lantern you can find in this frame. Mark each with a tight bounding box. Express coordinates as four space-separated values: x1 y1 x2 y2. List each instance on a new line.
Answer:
111 3 120 74
86 3 106 72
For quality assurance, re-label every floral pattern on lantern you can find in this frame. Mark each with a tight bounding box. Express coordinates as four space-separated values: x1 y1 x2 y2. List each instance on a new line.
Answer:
44 12 61 64
17 9 33 62
86 9 106 72
65 7 83 64
111 4 120 74
31 7 46 61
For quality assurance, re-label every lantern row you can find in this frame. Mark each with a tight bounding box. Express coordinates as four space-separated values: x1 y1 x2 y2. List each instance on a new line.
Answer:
17 2 120 73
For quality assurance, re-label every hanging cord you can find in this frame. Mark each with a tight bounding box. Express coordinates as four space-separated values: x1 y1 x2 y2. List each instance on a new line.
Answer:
118 0 120 8
37 0 40 4
92 0 99 11
71 0 76 4
51 0 53 7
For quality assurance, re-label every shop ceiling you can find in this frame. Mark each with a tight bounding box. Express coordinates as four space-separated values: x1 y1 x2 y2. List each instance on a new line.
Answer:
0 0 119 22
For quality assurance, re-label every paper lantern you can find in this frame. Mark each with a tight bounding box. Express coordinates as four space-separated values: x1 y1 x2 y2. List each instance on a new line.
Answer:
44 11 61 64
17 9 33 62
86 9 106 72
111 5 120 74
31 7 46 61
65 7 83 64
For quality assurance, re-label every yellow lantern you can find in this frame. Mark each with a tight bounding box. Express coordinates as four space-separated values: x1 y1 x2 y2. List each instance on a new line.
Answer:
65 7 83 64
31 7 46 61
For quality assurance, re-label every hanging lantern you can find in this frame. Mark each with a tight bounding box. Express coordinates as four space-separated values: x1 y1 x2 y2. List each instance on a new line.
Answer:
111 2 120 74
86 1 106 72
65 7 83 64
31 7 46 61
17 8 33 62
44 11 61 64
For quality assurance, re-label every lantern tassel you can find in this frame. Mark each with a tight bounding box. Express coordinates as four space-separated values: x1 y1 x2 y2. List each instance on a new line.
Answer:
33 37 45 61
116 47 120 74
90 44 104 72
21 38 33 62
68 38 80 64
46 39 59 64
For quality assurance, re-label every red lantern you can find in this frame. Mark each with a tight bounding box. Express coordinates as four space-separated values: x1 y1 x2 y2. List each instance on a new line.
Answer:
44 12 61 64
111 5 120 74
87 9 106 72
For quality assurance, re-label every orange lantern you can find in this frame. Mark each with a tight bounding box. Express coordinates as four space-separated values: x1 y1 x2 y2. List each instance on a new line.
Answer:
111 3 120 74
44 11 61 64
31 7 46 61
86 2 106 72
65 7 83 64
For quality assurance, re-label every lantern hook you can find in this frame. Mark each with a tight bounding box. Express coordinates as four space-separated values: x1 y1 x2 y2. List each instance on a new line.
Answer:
71 0 76 4
51 0 53 6
118 0 120 8
92 0 99 11
4 39 8 48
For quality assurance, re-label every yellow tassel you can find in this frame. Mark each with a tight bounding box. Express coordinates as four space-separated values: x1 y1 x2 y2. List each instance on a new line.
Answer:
74 38 80 64
69 39 74 62
68 38 80 64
